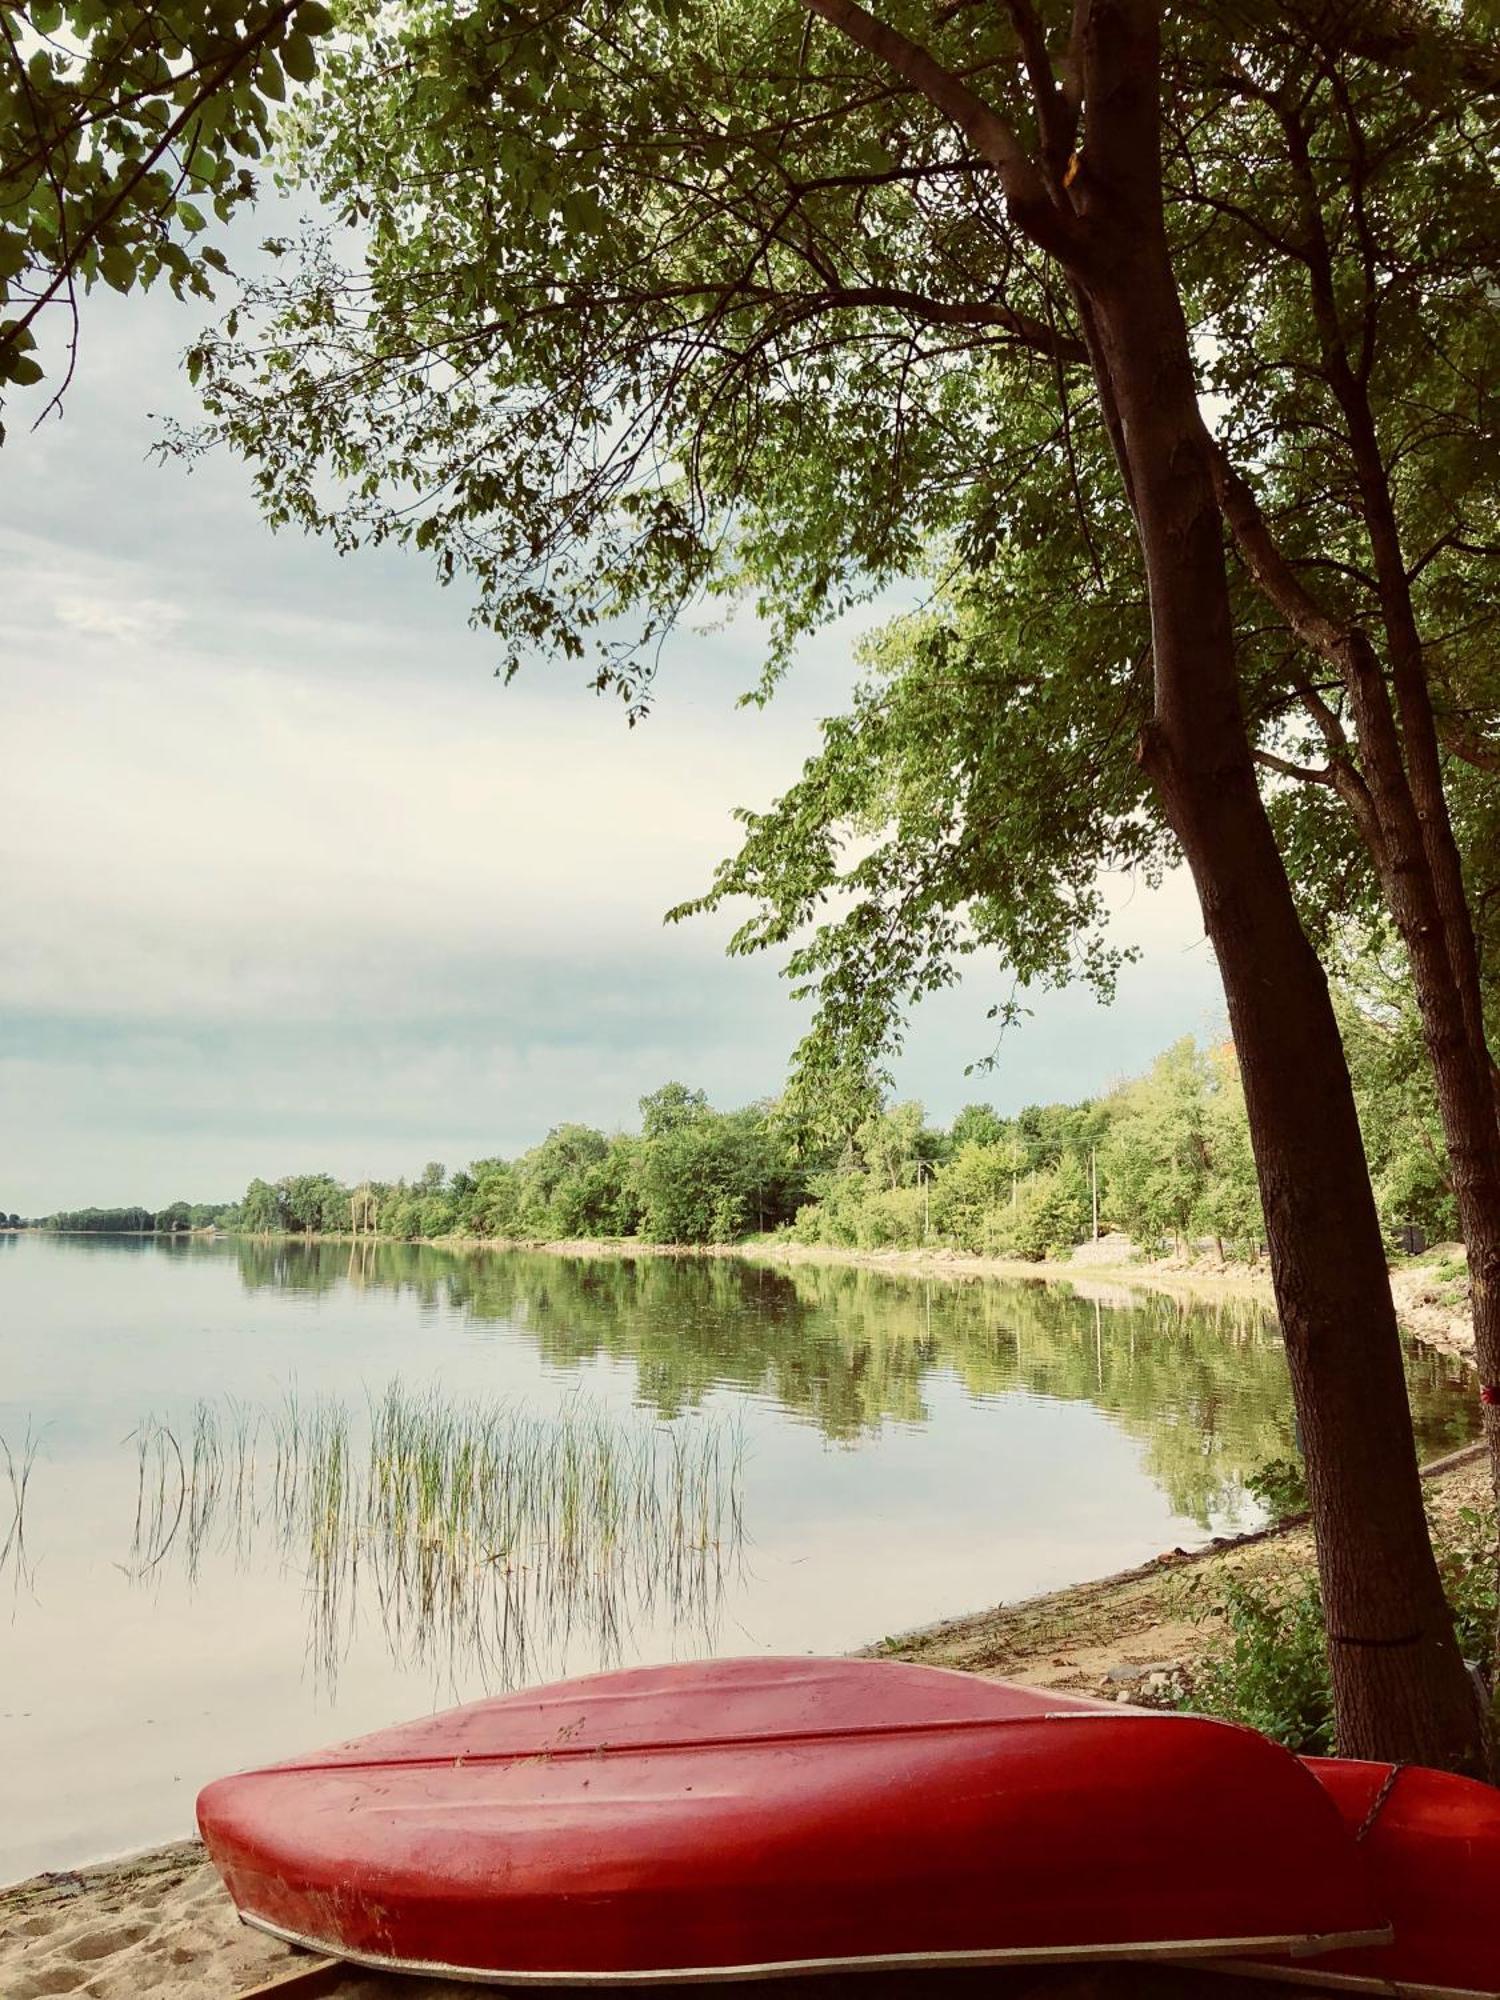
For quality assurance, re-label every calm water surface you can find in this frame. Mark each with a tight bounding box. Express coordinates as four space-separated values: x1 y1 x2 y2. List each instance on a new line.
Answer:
0 1231 1478 1882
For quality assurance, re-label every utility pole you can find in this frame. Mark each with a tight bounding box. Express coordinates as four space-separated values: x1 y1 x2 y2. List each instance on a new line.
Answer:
1091 1148 1099 1242
915 1159 932 1242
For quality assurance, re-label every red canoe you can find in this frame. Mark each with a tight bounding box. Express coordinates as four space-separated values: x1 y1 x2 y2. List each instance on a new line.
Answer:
199 1657 1386 1984
1214 1755 1500 2000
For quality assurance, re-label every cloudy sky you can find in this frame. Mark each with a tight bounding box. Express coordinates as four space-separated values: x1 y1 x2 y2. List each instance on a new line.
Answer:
0 210 1226 1215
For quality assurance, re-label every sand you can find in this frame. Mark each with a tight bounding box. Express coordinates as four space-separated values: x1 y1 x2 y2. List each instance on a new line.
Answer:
0 1839 484 1997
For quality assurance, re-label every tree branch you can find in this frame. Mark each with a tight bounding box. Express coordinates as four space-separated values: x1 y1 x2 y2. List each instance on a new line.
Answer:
1254 749 1336 787
1439 722 1500 775
801 0 1083 262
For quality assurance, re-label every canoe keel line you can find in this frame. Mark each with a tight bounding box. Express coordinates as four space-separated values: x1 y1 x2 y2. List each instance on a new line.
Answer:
199 1658 1500 1997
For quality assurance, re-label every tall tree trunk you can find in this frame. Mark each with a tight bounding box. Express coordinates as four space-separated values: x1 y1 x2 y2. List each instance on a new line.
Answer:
1070 1 1486 1771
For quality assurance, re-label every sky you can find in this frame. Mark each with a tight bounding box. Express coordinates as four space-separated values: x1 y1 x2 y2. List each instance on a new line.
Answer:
0 211 1227 1216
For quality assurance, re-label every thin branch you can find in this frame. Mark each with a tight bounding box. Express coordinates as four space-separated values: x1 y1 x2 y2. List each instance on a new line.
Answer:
1254 749 1336 787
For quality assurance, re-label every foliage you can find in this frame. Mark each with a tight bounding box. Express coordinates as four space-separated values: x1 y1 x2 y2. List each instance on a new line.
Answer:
0 0 334 422
1184 1572 1337 1756
1183 1505 1500 1752
39 1201 232 1233
40 1013 1465 1259
1335 931 1461 1244
1245 1457 1309 1523
174 1 1500 1131
1438 1508 1500 1668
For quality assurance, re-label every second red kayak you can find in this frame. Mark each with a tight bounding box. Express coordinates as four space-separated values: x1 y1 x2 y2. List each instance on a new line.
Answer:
1235 1755 1500 1999
199 1656 1387 1983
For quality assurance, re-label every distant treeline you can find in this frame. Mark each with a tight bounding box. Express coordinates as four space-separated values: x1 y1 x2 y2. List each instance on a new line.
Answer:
28 994 1452 1259
32 1201 236 1235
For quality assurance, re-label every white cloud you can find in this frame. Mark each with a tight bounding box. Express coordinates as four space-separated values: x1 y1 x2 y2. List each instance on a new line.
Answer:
53 592 184 644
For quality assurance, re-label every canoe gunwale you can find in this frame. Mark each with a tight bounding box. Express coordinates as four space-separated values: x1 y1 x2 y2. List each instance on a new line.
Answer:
238 1911 1396 1988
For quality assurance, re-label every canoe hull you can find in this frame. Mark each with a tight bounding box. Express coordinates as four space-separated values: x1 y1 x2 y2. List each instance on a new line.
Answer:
199 1658 1386 1984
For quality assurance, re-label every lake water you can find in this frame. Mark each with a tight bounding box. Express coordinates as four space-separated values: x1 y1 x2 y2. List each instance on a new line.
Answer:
0 1230 1478 1884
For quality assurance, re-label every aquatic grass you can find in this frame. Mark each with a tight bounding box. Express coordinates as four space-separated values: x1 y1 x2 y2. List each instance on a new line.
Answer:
125 1382 746 1696
0 1423 41 1599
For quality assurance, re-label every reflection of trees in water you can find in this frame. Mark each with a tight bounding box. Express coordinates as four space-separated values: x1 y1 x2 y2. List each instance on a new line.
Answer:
229 1240 1480 1528
126 1384 743 1699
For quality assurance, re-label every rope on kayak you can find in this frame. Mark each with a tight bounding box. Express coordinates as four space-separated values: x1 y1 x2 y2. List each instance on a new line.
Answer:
1353 1761 1409 1843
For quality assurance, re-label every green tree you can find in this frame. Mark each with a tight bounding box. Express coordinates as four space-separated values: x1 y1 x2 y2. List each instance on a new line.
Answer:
855 1101 938 1192
949 1103 1006 1151
1195 1045 1264 1260
929 1142 1016 1251
239 1176 280 1233
1336 939 1460 1246
637 1105 801 1244
639 1082 709 1138
514 1125 610 1237
0 0 334 421
188 0 1491 1766
1101 1041 1212 1254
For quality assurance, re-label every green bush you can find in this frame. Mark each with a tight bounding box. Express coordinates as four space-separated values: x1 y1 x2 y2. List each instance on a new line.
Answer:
1182 1572 1335 1754
1179 1508 1498 1751
1438 1507 1499 1665
1245 1456 1308 1521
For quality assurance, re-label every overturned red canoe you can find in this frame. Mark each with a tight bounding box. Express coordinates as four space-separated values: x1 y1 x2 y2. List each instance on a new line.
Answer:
199 1657 1385 1984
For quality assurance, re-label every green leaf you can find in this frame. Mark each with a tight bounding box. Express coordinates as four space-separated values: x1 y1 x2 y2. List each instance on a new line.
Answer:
294 2 335 34
282 31 317 84
100 242 136 292
5 353 44 386
176 201 207 233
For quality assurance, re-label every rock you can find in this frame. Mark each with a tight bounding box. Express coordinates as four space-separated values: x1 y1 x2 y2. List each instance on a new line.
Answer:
1103 1661 1175 1686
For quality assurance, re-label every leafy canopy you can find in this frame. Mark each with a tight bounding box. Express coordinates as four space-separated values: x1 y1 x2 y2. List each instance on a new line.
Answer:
0 0 334 423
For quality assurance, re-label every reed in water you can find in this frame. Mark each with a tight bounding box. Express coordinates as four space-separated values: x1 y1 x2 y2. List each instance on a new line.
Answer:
0 1423 39 1598
126 1383 745 1693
